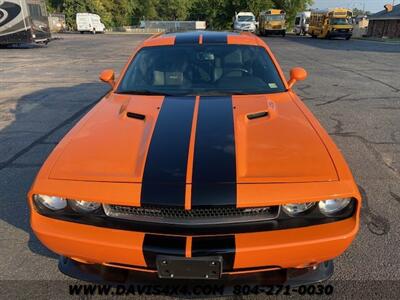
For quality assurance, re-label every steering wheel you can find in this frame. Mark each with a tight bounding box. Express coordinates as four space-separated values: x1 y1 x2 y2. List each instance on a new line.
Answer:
220 68 250 79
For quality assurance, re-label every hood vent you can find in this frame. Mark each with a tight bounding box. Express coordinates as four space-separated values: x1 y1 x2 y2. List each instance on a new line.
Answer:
127 112 146 120
247 111 268 120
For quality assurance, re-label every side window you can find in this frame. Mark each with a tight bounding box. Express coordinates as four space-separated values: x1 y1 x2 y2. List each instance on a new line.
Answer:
295 17 300 25
28 4 42 17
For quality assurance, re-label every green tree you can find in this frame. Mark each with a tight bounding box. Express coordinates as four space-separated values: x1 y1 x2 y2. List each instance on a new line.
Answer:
46 0 314 30
136 0 158 20
63 0 87 29
272 0 314 28
156 0 190 20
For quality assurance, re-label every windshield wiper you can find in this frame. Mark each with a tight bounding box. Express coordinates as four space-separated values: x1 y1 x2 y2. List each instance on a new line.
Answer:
116 90 176 96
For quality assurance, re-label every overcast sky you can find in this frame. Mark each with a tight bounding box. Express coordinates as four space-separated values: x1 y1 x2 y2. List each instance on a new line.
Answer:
311 0 397 13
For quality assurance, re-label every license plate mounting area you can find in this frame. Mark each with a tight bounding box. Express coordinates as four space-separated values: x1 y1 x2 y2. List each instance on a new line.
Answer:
156 256 223 279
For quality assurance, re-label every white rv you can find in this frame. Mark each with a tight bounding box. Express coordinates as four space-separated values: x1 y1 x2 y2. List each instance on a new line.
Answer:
0 0 51 45
76 13 105 34
233 12 257 33
294 11 311 35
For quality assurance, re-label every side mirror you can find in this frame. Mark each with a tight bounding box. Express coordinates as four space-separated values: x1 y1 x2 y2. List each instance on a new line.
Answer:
287 67 307 89
99 69 115 88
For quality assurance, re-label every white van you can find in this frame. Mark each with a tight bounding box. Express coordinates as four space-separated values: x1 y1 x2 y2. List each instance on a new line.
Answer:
294 11 311 35
233 12 257 33
76 13 105 34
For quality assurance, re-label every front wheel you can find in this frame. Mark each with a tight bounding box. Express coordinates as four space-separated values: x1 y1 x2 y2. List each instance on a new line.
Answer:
346 36 351 40
282 30 286 37
326 32 331 39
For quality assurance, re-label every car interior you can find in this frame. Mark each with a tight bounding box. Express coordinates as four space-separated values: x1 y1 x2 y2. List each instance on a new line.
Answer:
118 45 285 95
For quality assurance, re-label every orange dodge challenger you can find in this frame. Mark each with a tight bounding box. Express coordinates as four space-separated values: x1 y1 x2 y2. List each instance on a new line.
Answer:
29 31 361 288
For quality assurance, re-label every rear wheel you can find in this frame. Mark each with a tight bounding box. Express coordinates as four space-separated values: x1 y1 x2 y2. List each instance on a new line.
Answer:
346 36 351 40
282 30 286 37
80 31 84 34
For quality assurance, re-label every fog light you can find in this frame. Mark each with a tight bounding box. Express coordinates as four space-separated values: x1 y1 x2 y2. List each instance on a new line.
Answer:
282 202 315 216
34 194 67 210
318 198 351 215
69 200 101 213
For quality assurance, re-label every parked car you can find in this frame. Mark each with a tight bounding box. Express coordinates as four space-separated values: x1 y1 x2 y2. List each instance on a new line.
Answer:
29 31 361 291
76 13 105 34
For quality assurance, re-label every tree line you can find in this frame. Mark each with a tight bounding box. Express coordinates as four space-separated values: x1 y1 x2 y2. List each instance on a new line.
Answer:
46 0 314 30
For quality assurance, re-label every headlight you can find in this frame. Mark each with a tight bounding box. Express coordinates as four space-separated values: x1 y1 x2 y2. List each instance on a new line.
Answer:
318 198 351 215
282 202 315 216
33 194 67 210
69 200 101 213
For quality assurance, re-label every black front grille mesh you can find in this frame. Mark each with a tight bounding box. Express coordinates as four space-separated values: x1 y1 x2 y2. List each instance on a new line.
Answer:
103 204 280 225
111 205 273 218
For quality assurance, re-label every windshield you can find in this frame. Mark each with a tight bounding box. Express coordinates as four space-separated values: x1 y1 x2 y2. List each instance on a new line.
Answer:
237 16 255 22
117 45 285 96
266 15 284 21
330 18 350 25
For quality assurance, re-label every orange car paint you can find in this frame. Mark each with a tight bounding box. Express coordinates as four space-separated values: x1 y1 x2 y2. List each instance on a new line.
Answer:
29 31 361 273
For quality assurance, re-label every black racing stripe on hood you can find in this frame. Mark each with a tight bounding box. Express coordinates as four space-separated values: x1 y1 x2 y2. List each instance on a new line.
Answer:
202 32 228 44
192 236 235 271
0 1 21 27
191 96 237 208
143 234 186 270
175 31 201 44
141 96 195 207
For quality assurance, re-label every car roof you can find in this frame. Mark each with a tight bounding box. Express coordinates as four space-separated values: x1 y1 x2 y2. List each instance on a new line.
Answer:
141 31 262 48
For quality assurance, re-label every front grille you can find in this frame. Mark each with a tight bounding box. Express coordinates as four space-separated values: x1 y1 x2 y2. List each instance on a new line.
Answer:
103 204 280 226
273 25 282 29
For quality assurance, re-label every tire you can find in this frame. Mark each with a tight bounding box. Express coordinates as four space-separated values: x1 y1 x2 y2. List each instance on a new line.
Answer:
80 31 84 34
326 32 331 39
282 30 286 37
346 36 351 40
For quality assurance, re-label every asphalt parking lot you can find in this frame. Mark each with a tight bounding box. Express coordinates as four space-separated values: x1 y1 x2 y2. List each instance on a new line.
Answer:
0 33 399 298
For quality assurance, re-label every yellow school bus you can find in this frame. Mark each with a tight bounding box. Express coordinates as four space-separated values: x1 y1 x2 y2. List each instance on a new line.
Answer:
258 9 286 37
308 8 353 39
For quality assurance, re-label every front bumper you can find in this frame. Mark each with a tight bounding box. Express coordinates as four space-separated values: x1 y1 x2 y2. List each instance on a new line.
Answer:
329 31 352 38
60 256 334 295
234 27 256 33
32 209 358 272
264 29 286 35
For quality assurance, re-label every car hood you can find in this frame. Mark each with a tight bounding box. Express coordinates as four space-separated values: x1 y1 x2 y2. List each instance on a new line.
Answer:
50 93 338 184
